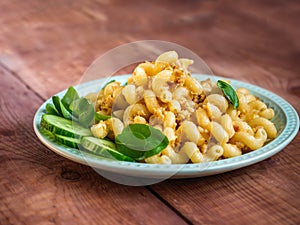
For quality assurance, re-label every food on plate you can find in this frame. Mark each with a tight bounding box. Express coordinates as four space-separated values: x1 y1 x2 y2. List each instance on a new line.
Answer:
40 51 277 164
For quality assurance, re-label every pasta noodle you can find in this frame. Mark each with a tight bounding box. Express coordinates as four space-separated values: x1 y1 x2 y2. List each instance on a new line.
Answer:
90 51 278 164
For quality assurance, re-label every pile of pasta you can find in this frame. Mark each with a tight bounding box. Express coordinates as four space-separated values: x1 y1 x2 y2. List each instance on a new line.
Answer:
87 51 277 164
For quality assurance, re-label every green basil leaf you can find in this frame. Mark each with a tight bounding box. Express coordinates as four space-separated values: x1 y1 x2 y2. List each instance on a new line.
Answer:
95 112 111 122
70 97 95 127
61 86 79 110
52 96 62 115
70 97 91 116
50 86 110 127
115 124 169 160
217 80 239 109
52 96 73 120
78 107 95 127
45 103 59 116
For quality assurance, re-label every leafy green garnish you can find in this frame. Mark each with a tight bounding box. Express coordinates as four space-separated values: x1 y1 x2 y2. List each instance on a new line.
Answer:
70 98 95 127
61 86 79 111
46 86 111 127
49 86 80 119
115 124 169 160
95 112 111 122
48 86 111 127
217 80 239 109
52 96 73 120
70 97 111 127
45 103 59 116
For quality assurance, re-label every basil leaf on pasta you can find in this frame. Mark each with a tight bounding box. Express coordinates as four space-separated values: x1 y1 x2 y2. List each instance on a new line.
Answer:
115 124 169 160
217 80 239 109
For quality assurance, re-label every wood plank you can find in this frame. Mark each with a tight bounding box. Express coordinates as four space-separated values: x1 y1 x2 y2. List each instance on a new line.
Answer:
0 0 299 112
0 67 189 225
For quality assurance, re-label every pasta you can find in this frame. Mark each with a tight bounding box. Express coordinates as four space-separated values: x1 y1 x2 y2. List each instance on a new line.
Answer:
90 51 278 164
161 145 189 164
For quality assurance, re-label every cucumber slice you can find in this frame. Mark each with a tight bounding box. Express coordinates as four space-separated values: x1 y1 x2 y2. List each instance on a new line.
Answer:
81 137 135 162
55 134 81 148
41 114 91 138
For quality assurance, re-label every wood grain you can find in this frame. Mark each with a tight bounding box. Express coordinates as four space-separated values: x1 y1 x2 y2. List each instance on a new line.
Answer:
1 0 299 111
0 0 299 224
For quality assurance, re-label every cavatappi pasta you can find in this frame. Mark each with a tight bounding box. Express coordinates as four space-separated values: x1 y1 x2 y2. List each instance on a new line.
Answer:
87 51 277 164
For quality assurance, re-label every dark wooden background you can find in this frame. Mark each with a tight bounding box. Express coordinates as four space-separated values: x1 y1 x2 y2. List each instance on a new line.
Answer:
1 0 299 224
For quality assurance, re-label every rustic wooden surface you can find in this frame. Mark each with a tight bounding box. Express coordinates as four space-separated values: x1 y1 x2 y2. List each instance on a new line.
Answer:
1 0 299 224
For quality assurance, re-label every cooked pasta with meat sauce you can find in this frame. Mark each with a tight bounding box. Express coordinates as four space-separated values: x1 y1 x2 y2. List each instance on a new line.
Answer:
89 51 277 164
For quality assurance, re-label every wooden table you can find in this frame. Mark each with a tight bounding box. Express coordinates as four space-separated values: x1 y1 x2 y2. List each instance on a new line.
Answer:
1 0 299 224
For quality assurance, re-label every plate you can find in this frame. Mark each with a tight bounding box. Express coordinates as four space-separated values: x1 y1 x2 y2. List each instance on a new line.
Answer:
33 75 299 179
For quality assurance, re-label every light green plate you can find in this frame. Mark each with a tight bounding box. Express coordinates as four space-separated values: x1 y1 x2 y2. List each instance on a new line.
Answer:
33 75 299 179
